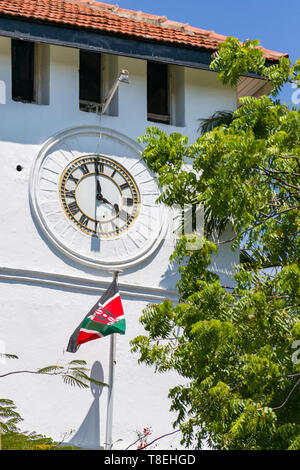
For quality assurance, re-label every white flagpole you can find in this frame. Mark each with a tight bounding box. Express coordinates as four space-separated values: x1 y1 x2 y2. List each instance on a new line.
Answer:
105 332 116 450
105 270 121 450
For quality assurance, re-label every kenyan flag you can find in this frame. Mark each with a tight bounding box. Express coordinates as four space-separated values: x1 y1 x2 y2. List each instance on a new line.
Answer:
67 278 125 353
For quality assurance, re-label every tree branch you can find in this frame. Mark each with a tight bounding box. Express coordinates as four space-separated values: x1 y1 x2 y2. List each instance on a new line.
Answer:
263 167 300 177
254 205 300 228
276 155 300 161
262 172 300 190
125 432 148 451
0 370 50 379
272 378 300 411
136 429 181 450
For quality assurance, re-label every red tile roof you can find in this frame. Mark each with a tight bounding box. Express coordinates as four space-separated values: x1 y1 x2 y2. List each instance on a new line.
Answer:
0 0 288 61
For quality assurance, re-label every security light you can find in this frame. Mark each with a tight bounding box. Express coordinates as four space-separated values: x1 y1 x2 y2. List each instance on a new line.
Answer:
99 69 129 115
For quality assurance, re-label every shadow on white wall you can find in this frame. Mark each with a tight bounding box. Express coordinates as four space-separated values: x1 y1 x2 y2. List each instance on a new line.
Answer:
0 80 6 104
68 360 105 449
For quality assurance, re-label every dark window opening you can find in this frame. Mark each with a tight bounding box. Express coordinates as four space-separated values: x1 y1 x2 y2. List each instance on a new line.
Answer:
79 50 101 112
12 39 35 103
147 62 170 124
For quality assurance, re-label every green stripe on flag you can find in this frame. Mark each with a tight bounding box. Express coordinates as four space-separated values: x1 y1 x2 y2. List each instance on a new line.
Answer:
81 318 125 336
106 318 126 336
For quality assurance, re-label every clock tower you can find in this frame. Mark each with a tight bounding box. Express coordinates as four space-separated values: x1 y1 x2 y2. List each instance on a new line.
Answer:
30 126 168 270
0 0 282 450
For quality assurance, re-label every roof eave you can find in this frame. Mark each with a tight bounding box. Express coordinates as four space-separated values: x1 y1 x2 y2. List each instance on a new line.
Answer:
0 14 283 75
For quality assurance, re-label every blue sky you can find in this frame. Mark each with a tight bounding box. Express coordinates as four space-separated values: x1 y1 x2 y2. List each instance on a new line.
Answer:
98 0 299 106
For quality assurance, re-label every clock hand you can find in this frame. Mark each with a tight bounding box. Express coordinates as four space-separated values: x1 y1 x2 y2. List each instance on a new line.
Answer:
96 180 103 201
95 190 113 206
113 204 120 234
100 196 113 206
96 182 120 212
97 197 121 218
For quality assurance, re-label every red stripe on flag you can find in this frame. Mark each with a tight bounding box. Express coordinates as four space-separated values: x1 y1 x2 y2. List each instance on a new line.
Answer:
77 331 101 346
103 295 124 319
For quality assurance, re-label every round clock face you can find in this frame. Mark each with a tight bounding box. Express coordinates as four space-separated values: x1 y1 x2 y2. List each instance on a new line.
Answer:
30 128 168 270
59 155 140 239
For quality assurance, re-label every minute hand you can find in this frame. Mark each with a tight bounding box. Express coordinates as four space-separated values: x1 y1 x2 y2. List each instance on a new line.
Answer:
98 195 113 207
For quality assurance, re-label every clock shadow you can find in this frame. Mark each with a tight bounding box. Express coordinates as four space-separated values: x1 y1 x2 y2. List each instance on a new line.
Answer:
91 235 101 252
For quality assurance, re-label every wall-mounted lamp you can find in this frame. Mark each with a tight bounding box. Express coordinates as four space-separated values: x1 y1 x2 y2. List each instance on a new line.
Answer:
99 69 129 115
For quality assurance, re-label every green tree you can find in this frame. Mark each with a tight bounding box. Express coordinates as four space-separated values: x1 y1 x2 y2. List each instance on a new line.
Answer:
131 38 300 450
0 398 77 450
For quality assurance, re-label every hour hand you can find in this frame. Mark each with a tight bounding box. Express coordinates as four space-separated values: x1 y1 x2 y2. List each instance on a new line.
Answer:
96 180 103 200
101 196 113 207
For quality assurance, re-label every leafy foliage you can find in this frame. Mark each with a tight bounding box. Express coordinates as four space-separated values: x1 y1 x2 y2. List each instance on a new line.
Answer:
0 398 59 450
0 399 22 434
132 39 300 449
198 110 234 135
210 37 300 96
1 429 79 450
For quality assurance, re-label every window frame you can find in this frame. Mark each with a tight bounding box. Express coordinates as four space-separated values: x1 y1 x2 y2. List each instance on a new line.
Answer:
11 39 36 104
147 61 171 125
79 49 102 113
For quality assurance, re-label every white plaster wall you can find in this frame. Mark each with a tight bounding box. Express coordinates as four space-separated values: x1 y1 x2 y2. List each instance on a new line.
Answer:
0 37 237 449
0 281 183 449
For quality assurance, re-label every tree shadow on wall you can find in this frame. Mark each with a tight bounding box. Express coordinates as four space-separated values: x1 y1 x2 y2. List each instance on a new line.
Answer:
68 361 105 450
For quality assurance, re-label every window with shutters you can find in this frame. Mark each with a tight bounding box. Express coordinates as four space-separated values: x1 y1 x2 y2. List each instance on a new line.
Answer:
79 50 102 112
11 39 49 105
12 39 35 103
147 61 170 124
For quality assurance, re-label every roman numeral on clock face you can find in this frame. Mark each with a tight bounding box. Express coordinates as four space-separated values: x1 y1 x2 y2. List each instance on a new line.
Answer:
65 189 75 198
95 161 104 174
113 224 120 234
118 209 130 222
80 163 89 175
120 182 129 190
79 214 89 227
68 175 79 185
124 197 133 206
68 201 80 216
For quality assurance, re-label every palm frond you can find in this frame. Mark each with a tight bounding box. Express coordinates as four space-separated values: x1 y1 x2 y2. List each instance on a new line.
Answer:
68 360 87 366
0 353 19 360
0 399 16 406
0 398 23 433
204 207 231 237
239 249 281 270
36 365 64 374
198 110 234 135
63 374 88 389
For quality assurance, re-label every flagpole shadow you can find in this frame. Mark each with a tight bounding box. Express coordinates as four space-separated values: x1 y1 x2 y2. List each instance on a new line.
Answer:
67 361 104 450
